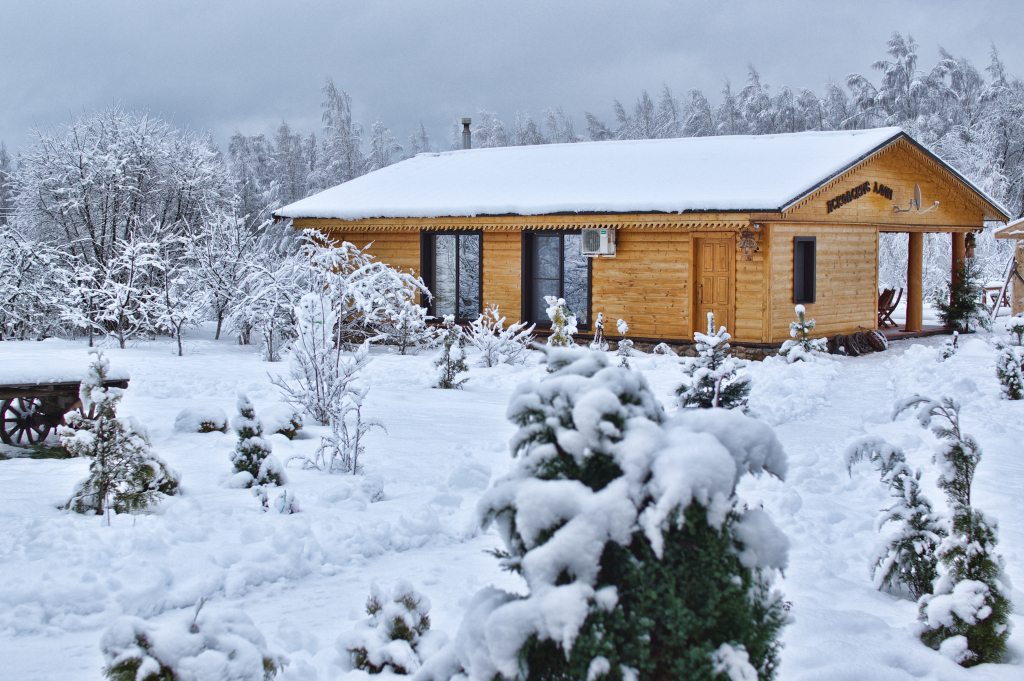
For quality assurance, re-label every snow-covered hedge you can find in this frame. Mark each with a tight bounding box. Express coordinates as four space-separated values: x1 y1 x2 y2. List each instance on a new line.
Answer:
258 403 303 440
100 604 286 681
174 406 228 433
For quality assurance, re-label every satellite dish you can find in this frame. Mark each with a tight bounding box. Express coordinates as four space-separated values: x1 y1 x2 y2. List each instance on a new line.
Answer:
894 183 939 214
913 184 922 210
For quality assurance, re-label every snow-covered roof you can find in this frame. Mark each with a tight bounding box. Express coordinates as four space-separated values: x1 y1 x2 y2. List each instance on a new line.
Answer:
995 216 1024 239
275 127 1003 221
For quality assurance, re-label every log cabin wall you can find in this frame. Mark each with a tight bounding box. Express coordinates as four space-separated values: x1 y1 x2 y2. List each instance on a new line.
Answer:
482 231 522 322
768 223 878 339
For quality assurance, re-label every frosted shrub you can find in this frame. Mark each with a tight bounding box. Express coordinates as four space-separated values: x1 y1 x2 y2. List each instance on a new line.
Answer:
466 304 535 367
313 345 383 475
677 313 751 410
589 312 608 351
895 397 1012 666
173 406 228 433
101 602 285 681
273 489 300 514
231 394 285 487
544 295 577 347
60 352 179 520
652 342 676 356
846 436 946 599
778 305 827 362
272 291 343 426
258 403 303 440
433 316 469 389
939 331 959 361
387 298 438 355
425 347 789 680
339 582 440 675
616 318 633 367
996 319 1024 400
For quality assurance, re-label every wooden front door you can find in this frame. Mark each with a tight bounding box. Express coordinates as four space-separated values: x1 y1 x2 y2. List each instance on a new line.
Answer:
694 237 734 337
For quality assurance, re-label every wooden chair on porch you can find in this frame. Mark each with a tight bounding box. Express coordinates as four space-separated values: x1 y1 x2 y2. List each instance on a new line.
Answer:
878 288 902 328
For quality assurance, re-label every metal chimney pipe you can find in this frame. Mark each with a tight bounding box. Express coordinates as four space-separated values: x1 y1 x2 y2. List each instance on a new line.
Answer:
461 118 472 150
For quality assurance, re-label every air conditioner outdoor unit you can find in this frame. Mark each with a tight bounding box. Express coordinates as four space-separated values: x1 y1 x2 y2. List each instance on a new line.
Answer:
581 228 616 257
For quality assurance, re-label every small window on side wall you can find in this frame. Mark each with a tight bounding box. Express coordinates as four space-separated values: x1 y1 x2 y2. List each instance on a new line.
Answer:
793 236 816 304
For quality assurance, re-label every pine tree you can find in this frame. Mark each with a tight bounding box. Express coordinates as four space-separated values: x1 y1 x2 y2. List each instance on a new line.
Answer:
231 394 284 486
466 304 535 367
616 318 633 367
589 312 608 351
846 436 946 599
341 582 434 675
677 313 751 410
779 305 827 362
470 347 788 681
940 331 960 361
59 352 179 521
544 295 577 347
934 260 988 333
433 315 469 389
996 317 1024 399
895 397 1012 666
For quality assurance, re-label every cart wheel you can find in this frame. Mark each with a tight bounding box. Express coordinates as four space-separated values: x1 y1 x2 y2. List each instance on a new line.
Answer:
0 397 52 445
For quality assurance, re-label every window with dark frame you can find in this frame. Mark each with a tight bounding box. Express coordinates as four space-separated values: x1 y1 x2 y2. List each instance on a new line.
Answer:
793 236 816 304
522 231 591 329
419 231 482 322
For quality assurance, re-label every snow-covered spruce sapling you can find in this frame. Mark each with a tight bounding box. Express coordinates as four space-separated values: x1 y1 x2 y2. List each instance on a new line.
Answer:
59 352 179 521
933 259 989 333
677 312 751 410
101 601 285 681
433 315 469 389
339 582 439 675
996 318 1024 400
232 394 285 487
387 297 438 355
845 436 946 599
312 343 383 474
466 304 536 367
940 331 959 361
444 347 789 681
894 396 1012 666
589 312 608 351
544 295 577 347
616 318 633 367
778 305 827 362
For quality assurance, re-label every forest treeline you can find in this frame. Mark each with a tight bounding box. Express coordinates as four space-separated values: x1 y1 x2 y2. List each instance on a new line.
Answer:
0 32 1021 347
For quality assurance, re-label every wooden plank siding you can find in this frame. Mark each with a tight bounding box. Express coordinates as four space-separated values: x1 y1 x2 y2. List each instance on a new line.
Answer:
482 231 522 322
591 228 691 340
769 223 878 339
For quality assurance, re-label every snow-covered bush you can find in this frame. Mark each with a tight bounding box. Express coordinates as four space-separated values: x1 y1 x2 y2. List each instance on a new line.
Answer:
466 304 535 367
231 394 285 487
652 342 676 356
433 316 469 389
385 298 438 355
895 396 1012 666
616 318 633 367
59 352 179 519
273 489 300 514
995 320 1024 400
846 436 946 599
544 295 576 347
939 331 959 361
100 602 285 681
339 582 441 674
258 404 303 440
778 305 827 362
677 313 751 410
173 406 228 434
423 347 789 681
589 312 608 351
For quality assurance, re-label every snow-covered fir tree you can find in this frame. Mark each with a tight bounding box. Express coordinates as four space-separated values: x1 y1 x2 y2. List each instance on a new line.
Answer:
466 304 535 367
895 396 1012 666
433 316 469 389
59 352 179 521
231 394 285 487
846 436 946 599
101 601 284 681
940 331 960 361
589 312 608 351
676 312 751 410
779 305 827 362
339 582 436 675
934 260 988 333
426 347 788 681
996 317 1024 399
544 295 577 347
616 318 633 367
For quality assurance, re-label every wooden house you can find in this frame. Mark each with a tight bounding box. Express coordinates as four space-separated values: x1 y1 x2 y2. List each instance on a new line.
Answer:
994 217 1024 317
275 128 1008 345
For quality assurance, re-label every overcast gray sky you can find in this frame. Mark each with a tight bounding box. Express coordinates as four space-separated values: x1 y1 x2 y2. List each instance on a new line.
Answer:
2 0 1023 156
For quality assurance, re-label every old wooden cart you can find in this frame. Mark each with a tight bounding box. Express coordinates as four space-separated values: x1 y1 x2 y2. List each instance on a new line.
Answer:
0 377 130 445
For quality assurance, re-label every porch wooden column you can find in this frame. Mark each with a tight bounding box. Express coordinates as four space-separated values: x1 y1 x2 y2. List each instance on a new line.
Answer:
1015 241 1024 317
906 232 924 332
952 232 966 285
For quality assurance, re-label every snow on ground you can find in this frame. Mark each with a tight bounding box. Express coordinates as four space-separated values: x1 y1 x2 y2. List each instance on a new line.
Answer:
1 325 1022 680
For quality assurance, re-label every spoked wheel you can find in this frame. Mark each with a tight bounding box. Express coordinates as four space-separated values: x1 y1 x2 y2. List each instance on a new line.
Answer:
0 397 52 445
